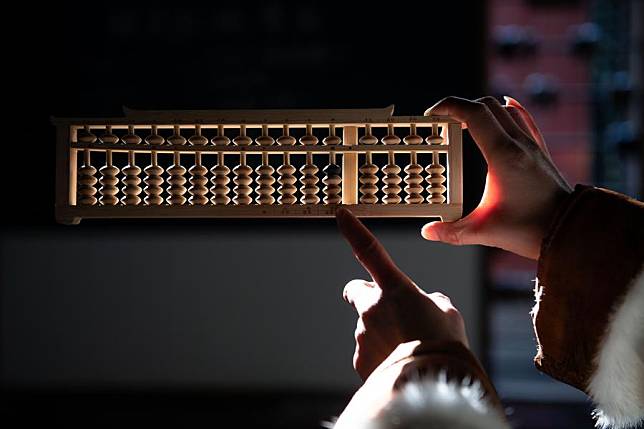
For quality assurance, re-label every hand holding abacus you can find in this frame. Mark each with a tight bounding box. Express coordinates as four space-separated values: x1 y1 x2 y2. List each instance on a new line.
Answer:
421 96 572 260
336 208 468 380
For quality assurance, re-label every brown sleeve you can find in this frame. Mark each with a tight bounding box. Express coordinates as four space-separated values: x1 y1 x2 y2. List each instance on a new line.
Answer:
533 185 644 391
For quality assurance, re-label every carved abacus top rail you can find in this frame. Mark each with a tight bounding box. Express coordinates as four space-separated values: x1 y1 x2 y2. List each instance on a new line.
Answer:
53 105 463 225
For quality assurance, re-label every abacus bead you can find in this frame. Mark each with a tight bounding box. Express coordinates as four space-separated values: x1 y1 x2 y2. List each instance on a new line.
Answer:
322 163 342 204
121 165 142 205
211 135 231 146
168 134 187 146
78 165 98 205
299 135 318 145
323 163 342 177
359 163 379 204
277 164 297 204
382 135 401 145
256 135 275 146
322 135 341 145
403 134 423 145
188 165 209 205
255 165 276 205
189 135 208 146
78 129 97 144
166 164 187 205
122 132 142 145
359 135 378 145
382 164 402 204
426 134 444 144
233 164 253 205
78 166 97 184
210 165 231 205
299 164 320 204
426 164 447 203
277 135 296 145
144 165 164 205
99 131 119 144
404 163 424 204
99 165 120 205
145 133 165 145
233 135 253 146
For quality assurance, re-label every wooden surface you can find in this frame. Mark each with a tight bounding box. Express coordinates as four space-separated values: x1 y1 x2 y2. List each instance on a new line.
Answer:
56 203 463 223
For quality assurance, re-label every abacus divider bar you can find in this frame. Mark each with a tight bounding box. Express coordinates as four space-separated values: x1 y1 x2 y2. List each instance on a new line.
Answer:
71 143 451 154
342 126 358 204
446 122 463 217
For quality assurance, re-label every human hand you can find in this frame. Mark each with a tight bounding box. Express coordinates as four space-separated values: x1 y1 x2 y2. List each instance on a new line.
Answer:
336 208 468 381
422 96 572 260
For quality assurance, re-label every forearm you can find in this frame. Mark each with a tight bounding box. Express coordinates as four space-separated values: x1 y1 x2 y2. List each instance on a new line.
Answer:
335 340 508 429
532 185 644 428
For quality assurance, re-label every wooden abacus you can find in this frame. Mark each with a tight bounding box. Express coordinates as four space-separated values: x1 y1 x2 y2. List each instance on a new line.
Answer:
53 105 463 224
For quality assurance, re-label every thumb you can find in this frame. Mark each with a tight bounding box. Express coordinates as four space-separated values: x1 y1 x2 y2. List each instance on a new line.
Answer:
421 218 473 246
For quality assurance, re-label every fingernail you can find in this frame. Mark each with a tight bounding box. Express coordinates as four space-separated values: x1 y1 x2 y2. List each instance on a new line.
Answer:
503 95 524 110
421 223 439 240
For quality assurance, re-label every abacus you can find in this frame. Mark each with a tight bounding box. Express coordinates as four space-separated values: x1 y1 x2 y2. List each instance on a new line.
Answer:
52 105 462 224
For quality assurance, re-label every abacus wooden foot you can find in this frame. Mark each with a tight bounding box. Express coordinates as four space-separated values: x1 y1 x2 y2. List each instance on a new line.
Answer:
53 105 462 224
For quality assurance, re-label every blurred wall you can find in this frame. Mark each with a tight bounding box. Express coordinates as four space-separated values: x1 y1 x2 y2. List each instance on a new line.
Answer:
2 224 480 390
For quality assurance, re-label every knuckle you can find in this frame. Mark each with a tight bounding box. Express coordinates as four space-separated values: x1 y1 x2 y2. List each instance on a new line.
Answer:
478 95 500 107
343 279 366 300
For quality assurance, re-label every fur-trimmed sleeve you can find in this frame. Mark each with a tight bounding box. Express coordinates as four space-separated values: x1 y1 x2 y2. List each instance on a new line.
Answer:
532 185 644 428
333 341 509 429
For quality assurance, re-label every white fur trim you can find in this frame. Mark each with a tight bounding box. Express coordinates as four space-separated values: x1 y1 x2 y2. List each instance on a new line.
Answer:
588 266 644 429
358 372 509 429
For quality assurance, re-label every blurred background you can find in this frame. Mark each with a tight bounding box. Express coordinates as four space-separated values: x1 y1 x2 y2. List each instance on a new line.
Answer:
1 1 641 428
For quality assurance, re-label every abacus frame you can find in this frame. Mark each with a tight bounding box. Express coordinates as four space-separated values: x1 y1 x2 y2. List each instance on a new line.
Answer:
52 106 463 225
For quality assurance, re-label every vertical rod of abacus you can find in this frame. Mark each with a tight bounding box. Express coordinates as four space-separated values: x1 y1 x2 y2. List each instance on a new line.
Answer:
341 126 358 204
218 151 225 165
447 123 463 215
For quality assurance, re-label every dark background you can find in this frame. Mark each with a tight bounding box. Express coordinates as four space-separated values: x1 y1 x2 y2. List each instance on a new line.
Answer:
0 1 557 428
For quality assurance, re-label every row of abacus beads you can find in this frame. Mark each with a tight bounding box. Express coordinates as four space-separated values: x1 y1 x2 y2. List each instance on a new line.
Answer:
358 151 447 205
78 149 446 206
76 124 445 146
77 149 342 206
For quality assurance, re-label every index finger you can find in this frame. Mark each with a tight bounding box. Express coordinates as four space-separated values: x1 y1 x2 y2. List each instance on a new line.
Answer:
425 96 518 161
336 208 409 289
